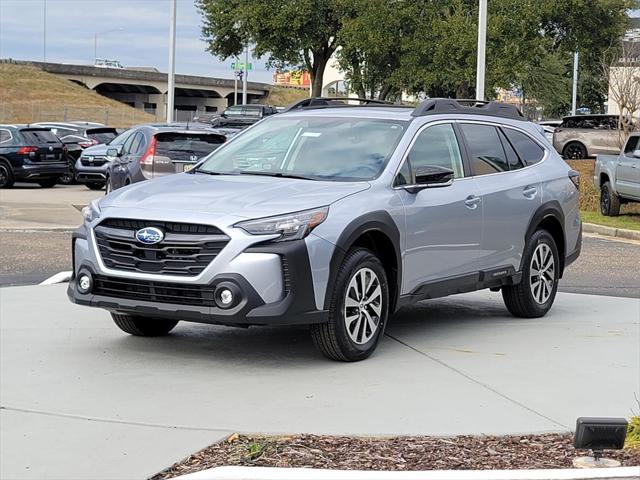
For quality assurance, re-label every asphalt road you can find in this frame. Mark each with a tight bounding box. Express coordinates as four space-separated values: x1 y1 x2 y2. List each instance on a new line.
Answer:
0 230 638 298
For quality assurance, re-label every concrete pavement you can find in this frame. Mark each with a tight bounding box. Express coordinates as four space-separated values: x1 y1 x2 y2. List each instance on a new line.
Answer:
1 284 638 479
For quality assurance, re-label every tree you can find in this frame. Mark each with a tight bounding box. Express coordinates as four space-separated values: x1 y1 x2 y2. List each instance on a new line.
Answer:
197 0 347 96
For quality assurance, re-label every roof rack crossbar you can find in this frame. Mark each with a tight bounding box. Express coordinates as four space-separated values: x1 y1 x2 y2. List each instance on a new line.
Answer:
411 98 524 120
282 96 401 113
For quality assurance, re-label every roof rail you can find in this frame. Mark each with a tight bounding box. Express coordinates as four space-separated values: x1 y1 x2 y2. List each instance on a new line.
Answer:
412 98 524 120
281 96 398 113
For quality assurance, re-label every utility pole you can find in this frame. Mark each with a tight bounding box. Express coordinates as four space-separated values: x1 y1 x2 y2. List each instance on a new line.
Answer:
475 0 487 101
242 43 248 105
43 0 47 62
571 51 579 115
166 0 177 123
234 57 239 105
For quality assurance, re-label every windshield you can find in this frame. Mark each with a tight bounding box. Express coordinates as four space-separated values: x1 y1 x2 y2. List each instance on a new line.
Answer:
197 116 407 181
87 128 118 144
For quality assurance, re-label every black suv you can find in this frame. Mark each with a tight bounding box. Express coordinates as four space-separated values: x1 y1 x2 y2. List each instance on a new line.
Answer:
211 105 278 128
0 125 68 188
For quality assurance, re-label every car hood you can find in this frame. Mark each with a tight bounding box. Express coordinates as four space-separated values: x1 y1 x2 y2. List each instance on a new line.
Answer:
80 143 110 156
101 172 370 219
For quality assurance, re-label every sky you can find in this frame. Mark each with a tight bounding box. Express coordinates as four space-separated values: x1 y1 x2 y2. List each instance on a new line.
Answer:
0 0 274 83
0 1 638 85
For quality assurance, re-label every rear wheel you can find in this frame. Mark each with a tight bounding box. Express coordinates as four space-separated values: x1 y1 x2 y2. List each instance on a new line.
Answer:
86 182 104 190
600 181 621 216
310 248 389 361
502 230 559 318
0 162 14 188
111 313 178 336
38 178 58 188
562 142 587 160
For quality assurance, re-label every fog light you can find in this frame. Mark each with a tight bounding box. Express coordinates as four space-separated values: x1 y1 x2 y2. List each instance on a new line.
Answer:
77 272 92 294
219 289 233 306
214 282 241 309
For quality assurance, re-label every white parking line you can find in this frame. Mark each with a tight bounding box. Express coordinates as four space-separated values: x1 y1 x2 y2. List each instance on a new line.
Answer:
39 271 72 285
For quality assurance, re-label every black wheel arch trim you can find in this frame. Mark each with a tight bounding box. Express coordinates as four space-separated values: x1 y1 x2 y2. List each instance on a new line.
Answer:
523 201 567 276
323 210 402 312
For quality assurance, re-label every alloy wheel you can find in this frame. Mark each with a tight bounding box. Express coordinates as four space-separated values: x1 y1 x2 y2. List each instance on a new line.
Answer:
344 267 383 345
565 144 584 159
0 165 8 187
530 243 555 304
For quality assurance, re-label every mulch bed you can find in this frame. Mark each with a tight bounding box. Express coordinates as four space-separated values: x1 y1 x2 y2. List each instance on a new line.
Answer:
152 433 640 479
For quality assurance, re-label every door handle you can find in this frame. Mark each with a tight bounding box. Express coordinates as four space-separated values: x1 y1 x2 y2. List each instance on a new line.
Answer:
523 185 538 198
618 162 624 166
464 195 481 209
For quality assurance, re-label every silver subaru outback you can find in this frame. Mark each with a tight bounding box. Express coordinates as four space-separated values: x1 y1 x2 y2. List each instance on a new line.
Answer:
68 98 582 361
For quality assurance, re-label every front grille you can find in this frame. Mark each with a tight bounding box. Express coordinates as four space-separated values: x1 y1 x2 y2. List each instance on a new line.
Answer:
93 275 215 306
80 156 108 167
94 219 229 276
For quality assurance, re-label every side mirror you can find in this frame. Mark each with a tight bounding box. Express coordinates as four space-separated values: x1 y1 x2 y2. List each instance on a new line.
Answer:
106 147 121 158
633 149 640 159
416 165 454 185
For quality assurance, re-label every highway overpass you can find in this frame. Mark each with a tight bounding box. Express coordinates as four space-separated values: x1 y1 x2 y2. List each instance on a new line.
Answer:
14 60 271 119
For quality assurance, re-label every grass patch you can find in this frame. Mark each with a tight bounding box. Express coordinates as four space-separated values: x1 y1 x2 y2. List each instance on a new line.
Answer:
580 211 640 231
628 416 640 449
260 85 310 107
0 63 156 127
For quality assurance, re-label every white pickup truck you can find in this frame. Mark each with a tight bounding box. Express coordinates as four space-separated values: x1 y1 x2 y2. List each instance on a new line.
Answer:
594 132 640 216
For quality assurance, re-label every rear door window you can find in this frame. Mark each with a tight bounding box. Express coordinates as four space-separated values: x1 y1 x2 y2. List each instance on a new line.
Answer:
20 129 60 145
155 132 226 162
460 124 509 175
502 128 545 166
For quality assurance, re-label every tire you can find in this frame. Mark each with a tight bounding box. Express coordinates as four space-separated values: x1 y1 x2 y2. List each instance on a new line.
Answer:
58 172 74 185
38 178 58 188
111 313 178 336
600 181 621 216
310 248 389 362
502 230 560 318
562 141 587 160
0 161 14 189
86 182 105 190
104 176 112 196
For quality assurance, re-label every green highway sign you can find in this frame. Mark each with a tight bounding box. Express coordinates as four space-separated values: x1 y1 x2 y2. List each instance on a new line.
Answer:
231 62 253 70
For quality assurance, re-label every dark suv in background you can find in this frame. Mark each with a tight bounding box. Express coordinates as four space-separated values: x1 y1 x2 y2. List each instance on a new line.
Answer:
105 125 226 192
0 125 68 188
211 104 277 128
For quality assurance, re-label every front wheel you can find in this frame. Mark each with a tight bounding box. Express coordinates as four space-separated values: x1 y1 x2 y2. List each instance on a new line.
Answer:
112 313 178 336
502 230 559 318
104 175 112 195
600 181 621 216
310 248 389 361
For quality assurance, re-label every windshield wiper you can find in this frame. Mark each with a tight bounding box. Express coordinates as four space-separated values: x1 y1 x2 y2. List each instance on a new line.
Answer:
237 171 317 181
191 169 224 175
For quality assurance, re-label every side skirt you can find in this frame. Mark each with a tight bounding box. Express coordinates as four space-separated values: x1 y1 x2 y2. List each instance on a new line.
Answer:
396 266 521 309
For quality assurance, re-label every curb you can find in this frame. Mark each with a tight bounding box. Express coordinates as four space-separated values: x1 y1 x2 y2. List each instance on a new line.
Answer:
175 466 640 480
39 271 72 285
582 223 640 241
0 228 75 233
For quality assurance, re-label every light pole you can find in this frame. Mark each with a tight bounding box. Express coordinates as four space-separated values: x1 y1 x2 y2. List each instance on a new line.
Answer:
242 43 248 105
43 0 47 61
475 0 487 101
94 28 123 65
571 51 579 116
166 0 177 123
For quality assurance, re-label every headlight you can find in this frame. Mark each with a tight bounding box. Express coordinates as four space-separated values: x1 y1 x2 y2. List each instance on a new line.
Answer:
235 206 329 242
81 200 101 223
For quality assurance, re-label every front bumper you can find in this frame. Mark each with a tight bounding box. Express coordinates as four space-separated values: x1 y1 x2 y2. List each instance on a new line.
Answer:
67 226 328 327
74 159 109 184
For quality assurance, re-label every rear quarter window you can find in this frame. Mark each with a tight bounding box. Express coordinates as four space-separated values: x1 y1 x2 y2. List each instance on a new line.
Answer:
0 129 13 144
502 129 545 166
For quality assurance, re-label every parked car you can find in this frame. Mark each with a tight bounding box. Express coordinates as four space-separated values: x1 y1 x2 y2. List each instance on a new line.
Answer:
33 122 118 184
74 129 135 190
552 114 625 159
68 98 582 361
594 132 640 216
0 125 68 188
537 120 561 143
210 104 278 128
104 125 226 193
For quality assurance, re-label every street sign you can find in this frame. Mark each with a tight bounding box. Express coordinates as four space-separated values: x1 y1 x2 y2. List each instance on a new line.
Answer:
231 62 252 70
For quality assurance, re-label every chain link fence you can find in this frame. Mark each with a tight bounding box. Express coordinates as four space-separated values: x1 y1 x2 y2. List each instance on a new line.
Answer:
0 104 159 127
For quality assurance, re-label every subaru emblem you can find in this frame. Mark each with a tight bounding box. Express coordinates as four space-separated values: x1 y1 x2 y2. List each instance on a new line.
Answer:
135 227 164 245
49 146 53 151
